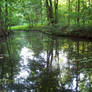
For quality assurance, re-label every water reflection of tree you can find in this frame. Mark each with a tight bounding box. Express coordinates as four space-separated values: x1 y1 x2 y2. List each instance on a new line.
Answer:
25 37 60 92
63 39 92 92
23 37 75 92
0 36 20 91
0 32 92 92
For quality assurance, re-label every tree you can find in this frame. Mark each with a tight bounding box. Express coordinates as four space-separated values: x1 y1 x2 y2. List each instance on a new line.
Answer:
77 0 80 25
68 0 71 25
54 0 58 23
46 0 54 24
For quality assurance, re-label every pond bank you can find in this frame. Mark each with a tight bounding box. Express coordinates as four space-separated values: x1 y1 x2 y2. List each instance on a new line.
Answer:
9 24 92 39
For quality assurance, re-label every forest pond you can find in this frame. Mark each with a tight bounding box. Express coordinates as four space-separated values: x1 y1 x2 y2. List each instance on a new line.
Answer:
0 31 92 92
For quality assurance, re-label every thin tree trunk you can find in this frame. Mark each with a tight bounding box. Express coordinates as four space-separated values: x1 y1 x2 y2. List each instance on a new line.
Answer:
75 3 77 24
88 0 90 14
0 1 7 36
77 0 80 25
40 0 43 24
88 0 90 23
68 0 71 25
0 3 1 23
5 0 8 31
54 0 58 23
0 1 2 28
82 0 85 25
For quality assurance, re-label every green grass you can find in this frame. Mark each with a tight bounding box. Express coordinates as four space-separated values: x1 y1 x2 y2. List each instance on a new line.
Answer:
8 23 45 31
8 24 30 31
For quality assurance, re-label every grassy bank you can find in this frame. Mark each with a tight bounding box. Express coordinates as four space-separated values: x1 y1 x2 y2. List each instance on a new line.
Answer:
9 24 92 39
9 24 45 31
9 24 30 31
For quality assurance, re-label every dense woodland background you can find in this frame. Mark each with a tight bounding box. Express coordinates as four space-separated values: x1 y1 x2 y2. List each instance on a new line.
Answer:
0 0 92 36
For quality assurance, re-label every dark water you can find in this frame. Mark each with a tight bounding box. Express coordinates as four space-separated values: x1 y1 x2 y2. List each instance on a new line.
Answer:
0 31 92 92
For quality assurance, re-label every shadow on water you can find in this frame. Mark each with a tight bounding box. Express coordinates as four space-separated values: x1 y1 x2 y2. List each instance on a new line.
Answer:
0 31 92 92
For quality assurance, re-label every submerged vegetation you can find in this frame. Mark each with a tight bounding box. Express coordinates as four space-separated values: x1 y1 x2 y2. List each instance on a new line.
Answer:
0 0 92 38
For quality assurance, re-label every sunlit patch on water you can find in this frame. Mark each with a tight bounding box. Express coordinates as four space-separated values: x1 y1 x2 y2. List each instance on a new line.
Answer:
39 52 47 61
15 47 34 81
15 47 69 80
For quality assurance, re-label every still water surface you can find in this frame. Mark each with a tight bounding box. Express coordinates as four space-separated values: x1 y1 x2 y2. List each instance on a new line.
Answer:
0 31 92 92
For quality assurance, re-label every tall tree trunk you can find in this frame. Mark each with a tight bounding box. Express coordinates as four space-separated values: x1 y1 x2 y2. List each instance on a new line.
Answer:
88 0 90 23
54 0 58 24
5 0 8 31
49 0 53 22
82 0 85 25
75 2 77 24
46 0 54 24
0 1 7 36
0 5 1 19
88 0 90 14
40 0 43 24
77 0 80 25
0 1 2 28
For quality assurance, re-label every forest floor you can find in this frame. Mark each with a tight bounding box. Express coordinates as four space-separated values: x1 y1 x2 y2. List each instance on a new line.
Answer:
9 24 92 39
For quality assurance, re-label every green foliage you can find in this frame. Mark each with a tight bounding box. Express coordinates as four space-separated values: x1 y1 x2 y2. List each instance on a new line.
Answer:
0 0 92 38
